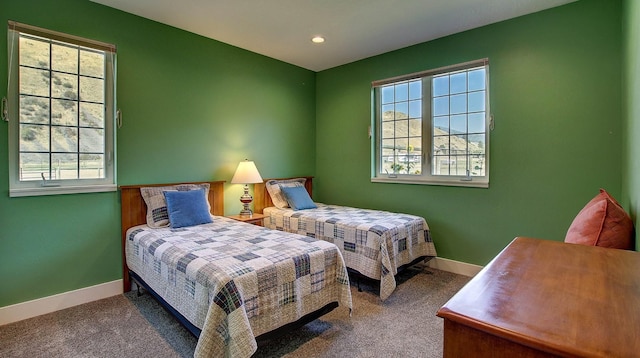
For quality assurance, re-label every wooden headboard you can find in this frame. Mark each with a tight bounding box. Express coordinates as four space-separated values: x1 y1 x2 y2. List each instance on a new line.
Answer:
119 181 225 291
254 176 313 214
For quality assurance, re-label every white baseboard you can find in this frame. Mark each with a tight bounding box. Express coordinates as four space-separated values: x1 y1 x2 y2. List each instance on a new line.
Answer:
0 279 123 326
427 257 483 277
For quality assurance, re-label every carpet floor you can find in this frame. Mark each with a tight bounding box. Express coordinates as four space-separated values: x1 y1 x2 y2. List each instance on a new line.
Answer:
0 265 469 357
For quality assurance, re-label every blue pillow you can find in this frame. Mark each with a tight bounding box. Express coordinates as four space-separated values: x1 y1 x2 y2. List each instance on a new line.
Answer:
163 189 213 228
280 186 317 210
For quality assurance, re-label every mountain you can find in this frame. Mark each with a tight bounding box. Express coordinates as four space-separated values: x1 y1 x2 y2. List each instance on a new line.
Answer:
381 110 483 155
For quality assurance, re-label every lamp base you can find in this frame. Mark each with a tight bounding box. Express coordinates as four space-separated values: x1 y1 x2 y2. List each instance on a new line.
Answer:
239 184 253 217
239 208 253 217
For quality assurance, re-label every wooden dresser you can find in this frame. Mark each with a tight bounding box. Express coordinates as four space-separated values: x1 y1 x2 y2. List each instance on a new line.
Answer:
437 237 640 357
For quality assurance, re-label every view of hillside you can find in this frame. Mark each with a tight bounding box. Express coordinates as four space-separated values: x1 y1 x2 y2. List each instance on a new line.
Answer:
380 110 485 176
18 34 106 180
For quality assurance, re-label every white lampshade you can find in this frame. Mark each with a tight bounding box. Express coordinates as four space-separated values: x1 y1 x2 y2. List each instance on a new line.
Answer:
231 160 263 184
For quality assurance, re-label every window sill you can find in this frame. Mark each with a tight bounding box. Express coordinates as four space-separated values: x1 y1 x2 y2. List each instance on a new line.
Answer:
371 177 489 188
9 184 117 197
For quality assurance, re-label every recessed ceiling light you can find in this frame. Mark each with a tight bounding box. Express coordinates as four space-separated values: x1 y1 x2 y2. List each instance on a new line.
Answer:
311 36 325 44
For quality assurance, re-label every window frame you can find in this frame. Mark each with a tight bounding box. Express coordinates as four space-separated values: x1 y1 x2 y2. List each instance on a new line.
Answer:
371 59 490 188
6 21 117 197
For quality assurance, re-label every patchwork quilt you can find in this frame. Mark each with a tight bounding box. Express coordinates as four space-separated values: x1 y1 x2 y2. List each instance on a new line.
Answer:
264 204 437 300
125 217 352 358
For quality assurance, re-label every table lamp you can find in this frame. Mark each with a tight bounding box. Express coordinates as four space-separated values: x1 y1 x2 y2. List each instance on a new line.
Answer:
230 159 263 216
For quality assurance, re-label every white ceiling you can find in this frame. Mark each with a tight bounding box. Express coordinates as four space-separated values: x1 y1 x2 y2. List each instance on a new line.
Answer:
91 0 577 72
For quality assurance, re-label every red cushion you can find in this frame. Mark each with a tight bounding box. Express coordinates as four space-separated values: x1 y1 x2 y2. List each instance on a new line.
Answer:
565 189 635 249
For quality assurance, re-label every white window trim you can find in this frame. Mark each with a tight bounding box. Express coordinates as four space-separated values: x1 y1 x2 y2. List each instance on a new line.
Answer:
6 21 117 197
371 59 490 188
9 184 117 197
370 176 490 188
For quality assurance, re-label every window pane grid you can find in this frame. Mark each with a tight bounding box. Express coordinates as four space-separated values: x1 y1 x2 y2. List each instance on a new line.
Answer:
373 59 488 186
379 79 422 175
431 67 486 177
18 33 106 182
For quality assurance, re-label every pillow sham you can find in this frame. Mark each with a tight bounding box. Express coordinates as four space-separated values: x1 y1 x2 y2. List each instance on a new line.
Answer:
281 185 317 210
140 183 210 228
265 178 306 208
163 189 213 228
565 189 634 250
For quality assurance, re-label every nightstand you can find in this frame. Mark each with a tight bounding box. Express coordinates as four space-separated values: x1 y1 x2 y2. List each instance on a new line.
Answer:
225 213 265 226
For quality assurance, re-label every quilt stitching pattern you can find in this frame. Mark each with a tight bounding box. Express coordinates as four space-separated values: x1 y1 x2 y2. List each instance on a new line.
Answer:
264 204 437 300
125 217 352 358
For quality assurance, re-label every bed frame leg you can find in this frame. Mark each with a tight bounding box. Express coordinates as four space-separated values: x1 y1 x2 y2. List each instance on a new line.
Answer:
132 278 143 297
347 269 364 292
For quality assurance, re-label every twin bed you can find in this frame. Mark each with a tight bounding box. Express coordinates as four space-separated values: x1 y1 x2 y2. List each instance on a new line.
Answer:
119 177 437 357
254 177 438 301
120 181 352 358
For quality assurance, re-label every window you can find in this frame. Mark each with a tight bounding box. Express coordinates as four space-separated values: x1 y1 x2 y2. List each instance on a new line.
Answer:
6 21 117 197
372 59 490 188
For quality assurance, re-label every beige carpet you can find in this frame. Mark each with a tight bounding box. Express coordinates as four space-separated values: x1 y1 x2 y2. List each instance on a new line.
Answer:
0 294 186 357
0 265 469 358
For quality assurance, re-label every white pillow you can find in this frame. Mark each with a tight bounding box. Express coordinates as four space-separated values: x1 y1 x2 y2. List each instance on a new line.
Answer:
265 178 306 208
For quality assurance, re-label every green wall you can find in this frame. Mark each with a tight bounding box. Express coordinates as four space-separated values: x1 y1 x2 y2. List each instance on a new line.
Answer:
0 0 316 307
623 0 640 250
0 0 631 309
315 0 624 265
